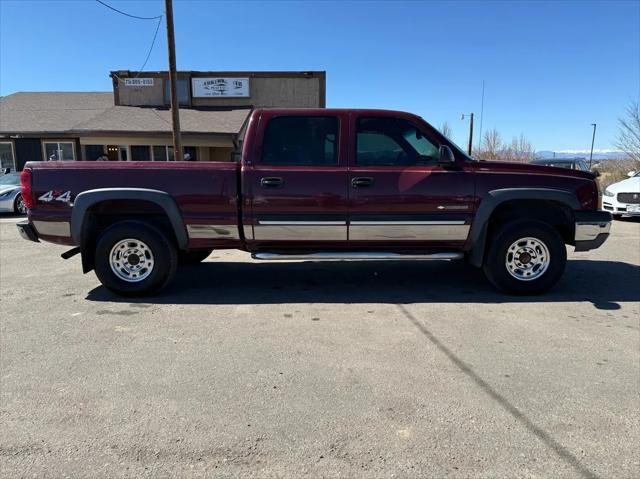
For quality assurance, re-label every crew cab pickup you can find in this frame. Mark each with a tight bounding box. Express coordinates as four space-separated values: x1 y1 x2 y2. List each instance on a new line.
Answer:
17 108 611 296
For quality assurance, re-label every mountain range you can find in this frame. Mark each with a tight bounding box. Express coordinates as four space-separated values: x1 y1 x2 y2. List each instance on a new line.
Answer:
535 150 625 160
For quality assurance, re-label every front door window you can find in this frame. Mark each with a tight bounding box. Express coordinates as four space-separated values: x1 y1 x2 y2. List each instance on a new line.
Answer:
356 117 439 166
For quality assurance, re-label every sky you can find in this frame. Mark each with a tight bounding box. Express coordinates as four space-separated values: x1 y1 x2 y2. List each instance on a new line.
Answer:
1 0 639 151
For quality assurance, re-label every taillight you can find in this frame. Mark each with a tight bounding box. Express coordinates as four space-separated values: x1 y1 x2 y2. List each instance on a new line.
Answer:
20 168 35 210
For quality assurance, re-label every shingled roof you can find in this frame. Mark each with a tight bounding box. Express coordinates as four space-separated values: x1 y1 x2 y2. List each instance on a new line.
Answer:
0 92 114 134
0 92 251 136
72 105 251 135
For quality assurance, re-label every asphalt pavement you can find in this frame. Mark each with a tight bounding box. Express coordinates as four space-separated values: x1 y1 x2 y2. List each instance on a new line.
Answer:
1 215 639 478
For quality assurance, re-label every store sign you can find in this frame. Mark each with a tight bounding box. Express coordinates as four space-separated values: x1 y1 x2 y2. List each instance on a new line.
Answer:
124 78 154 87
192 77 250 97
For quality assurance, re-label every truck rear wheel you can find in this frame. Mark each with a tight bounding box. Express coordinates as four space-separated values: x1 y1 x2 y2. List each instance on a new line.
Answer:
483 219 566 295
94 220 177 297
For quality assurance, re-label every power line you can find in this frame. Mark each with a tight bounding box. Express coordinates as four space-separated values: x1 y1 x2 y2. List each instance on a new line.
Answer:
95 0 164 78
137 16 163 73
95 0 162 20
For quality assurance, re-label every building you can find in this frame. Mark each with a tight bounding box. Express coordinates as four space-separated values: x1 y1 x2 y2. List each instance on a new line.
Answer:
0 70 326 170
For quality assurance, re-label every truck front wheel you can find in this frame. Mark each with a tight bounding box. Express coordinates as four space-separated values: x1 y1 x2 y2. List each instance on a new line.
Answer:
94 221 177 296
483 219 566 295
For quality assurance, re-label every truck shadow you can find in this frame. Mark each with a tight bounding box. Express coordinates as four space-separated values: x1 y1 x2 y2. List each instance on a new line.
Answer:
86 259 640 310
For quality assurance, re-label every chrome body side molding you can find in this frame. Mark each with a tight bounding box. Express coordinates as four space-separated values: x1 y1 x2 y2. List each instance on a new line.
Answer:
349 224 470 241
32 220 71 237
186 224 240 240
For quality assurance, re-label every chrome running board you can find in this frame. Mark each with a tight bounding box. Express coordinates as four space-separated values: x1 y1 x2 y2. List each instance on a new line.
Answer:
252 252 464 261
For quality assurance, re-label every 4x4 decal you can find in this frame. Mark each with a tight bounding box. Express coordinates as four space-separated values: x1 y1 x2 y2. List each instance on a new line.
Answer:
38 190 72 204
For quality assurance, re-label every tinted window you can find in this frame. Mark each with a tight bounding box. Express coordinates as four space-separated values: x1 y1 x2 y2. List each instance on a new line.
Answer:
576 160 590 171
131 145 151 161
85 145 105 161
356 117 439 166
262 116 338 166
152 146 174 161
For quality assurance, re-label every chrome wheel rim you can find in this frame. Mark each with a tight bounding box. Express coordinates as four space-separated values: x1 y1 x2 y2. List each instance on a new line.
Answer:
16 195 26 214
505 237 550 281
109 238 155 283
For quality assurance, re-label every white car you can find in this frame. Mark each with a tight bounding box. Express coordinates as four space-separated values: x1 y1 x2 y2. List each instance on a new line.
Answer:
603 170 640 218
0 173 26 214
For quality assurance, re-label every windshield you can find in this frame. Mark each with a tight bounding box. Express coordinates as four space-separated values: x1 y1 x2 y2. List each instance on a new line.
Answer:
0 173 20 186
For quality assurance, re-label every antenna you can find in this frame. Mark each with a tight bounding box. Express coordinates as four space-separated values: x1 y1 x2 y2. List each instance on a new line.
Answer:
478 80 485 151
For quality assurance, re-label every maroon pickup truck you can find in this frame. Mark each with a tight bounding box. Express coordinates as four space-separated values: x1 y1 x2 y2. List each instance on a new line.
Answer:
17 108 611 296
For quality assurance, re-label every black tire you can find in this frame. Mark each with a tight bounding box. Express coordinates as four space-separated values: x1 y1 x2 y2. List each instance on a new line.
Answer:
14 194 26 215
482 219 566 295
178 249 213 265
94 220 177 297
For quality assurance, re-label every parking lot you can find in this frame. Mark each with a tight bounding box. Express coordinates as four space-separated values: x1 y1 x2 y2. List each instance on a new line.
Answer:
1 216 638 478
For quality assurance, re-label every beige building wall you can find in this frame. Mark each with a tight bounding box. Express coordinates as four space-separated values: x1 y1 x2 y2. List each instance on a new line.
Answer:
208 147 234 162
115 79 164 106
113 71 325 108
191 77 322 108
79 135 234 148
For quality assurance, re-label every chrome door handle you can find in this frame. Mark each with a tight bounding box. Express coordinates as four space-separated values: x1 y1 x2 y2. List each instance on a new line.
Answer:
260 177 284 188
351 177 374 188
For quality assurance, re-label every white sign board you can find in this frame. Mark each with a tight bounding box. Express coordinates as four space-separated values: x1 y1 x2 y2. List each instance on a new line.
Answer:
124 78 154 87
192 77 250 97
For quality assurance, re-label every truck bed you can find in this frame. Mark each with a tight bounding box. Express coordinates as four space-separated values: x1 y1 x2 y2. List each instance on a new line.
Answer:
25 161 241 249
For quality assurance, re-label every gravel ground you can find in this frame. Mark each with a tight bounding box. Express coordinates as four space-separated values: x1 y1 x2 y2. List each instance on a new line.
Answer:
1 216 639 478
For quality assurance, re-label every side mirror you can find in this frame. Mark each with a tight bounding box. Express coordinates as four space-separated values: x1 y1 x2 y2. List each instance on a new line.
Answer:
438 145 456 165
593 170 600 177
628 171 636 177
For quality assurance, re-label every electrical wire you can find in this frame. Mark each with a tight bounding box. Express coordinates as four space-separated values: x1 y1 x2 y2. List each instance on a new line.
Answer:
95 0 162 20
136 16 163 74
95 0 164 78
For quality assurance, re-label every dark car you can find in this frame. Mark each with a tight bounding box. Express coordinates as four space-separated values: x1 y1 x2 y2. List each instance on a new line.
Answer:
530 158 594 172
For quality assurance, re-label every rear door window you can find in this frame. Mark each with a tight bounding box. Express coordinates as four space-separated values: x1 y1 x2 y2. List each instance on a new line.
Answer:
261 116 339 166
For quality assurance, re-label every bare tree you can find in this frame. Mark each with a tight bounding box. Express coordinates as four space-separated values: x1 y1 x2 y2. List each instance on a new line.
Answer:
474 129 534 162
474 128 501 160
500 135 531 163
615 101 640 165
439 121 452 138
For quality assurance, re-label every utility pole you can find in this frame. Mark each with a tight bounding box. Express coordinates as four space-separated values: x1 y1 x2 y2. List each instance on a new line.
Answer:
165 0 182 161
589 123 597 169
461 113 474 156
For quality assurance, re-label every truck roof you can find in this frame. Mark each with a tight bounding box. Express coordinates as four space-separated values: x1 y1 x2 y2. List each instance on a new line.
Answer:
252 107 424 118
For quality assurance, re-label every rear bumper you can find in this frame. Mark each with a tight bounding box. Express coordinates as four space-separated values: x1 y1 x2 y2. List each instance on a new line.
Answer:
574 210 611 252
16 220 39 242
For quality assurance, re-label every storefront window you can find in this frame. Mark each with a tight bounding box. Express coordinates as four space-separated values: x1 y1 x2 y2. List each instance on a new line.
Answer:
184 146 197 161
152 145 174 161
131 145 151 161
0 142 16 170
85 145 105 161
43 141 75 161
